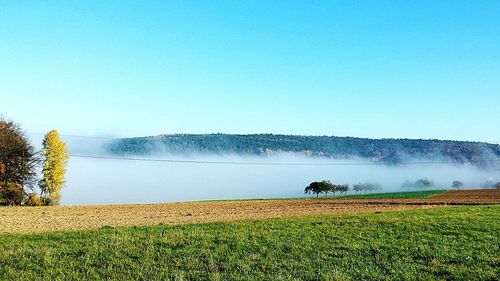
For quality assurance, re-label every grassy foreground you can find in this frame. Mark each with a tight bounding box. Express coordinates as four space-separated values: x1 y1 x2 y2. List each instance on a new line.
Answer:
0 206 499 280
337 189 447 199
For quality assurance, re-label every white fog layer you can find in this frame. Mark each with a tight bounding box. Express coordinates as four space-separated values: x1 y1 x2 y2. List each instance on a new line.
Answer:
27 135 500 205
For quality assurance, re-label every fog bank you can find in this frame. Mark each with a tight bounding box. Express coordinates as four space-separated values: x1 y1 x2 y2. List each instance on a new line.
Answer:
61 153 499 205
27 135 499 205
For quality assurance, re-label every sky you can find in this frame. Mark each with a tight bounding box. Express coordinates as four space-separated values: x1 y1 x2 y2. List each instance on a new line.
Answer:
1 0 499 142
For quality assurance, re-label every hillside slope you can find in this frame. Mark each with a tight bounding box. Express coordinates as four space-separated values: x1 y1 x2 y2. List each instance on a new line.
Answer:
107 134 500 166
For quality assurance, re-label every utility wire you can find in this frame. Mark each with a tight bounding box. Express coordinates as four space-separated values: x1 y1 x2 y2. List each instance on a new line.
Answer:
28 132 118 140
69 154 500 166
27 133 500 166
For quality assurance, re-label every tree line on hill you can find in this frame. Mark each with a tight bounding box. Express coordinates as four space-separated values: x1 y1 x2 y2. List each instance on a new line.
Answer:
0 117 69 206
108 134 500 167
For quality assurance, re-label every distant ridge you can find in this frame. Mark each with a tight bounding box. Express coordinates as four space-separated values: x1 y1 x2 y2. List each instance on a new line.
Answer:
107 134 500 167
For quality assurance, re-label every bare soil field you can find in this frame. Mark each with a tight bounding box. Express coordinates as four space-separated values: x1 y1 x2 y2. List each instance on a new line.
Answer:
0 201 431 234
430 188 500 200
0 189 498 234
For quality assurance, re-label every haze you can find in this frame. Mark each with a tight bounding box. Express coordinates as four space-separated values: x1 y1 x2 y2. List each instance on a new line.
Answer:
27 135 499 205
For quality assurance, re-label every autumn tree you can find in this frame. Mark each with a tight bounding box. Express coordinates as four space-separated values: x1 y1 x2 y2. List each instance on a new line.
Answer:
39 130 69 205
0 117 38 205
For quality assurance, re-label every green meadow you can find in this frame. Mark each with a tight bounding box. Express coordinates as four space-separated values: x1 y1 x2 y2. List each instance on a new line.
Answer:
1 205 498 280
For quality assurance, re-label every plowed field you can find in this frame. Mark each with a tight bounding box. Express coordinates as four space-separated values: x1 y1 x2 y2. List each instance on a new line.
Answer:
1 189 498 234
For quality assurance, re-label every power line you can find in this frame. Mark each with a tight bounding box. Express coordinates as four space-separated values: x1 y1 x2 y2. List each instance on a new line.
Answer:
69 154 500 166
28 132 118 140
26 132 500 166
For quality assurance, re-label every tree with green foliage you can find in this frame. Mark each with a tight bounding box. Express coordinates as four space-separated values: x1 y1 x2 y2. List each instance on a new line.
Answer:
305 181 333 198
329 182 338 196
337 184 349 196
320 180 334 197
0 182 24 205
39 130 69 205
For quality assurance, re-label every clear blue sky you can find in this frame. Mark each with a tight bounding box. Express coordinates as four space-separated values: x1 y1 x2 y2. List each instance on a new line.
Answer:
1 0 499 142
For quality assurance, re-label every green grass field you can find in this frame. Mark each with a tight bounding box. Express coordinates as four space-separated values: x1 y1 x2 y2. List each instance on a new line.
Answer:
1 205 498 280
336 189 447 199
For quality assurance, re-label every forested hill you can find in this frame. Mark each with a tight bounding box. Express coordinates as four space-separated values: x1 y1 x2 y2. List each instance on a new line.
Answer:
107 134 500 166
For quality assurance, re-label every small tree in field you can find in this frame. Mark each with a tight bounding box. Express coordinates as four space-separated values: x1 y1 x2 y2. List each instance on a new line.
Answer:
39 130 69 205
305 181 333 198
452 181 464 190
329 183 338 196
305 182 323 198
415 178 433 190
353 183 363 193
337 184 349 196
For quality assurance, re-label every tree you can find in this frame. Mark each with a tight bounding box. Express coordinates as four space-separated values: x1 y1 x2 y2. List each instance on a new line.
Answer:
335 184 349 195
401 180 414 189
329 182 338 196
39 130 69 205
452 181 464 190
415 178 433 190
305 182 322 198
0 117 39 205
305 181 333 198
337 184 349 196
353 183 363 193
322 181 331 197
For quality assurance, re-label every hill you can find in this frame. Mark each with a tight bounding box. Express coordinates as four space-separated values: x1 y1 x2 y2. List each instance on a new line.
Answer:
107 134 500 166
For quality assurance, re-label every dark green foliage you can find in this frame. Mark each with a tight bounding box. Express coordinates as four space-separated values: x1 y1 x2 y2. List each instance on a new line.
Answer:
305 181 332 197
0 182 24 205
0 206 498 280
108 134 500 167
305 181 349 197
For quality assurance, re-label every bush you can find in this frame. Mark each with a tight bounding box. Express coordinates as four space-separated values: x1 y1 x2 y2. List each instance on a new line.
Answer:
25 193 43 206
41 196 56 206
0 183 25 206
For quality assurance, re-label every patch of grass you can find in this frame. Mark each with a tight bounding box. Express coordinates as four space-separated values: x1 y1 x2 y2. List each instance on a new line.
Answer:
0 205 498 280
337 189 447 199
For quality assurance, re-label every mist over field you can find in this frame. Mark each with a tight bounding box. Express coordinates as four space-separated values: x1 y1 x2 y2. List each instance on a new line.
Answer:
26 135 499 205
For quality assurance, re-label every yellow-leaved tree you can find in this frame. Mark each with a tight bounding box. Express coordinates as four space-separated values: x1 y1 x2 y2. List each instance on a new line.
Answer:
39 130 69 205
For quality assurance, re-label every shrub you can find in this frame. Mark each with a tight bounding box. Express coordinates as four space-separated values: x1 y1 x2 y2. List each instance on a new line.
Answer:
0 182 25 206
25 193 43 206
41 196 56 206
